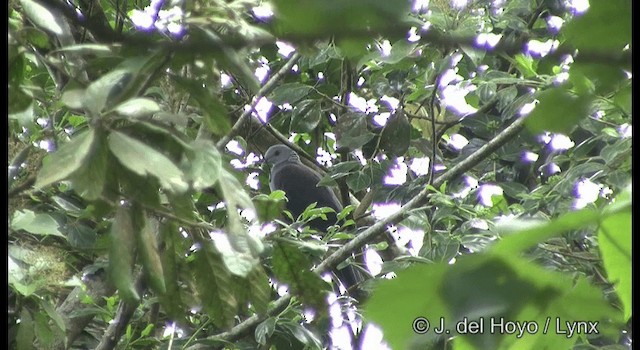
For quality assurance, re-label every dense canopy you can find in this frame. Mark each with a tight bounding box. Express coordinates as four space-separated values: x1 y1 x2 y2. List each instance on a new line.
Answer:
8 0 631 349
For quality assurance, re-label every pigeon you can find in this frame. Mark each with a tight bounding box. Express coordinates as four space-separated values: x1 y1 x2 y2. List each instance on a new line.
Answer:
264 144 342 231
263 144 362 292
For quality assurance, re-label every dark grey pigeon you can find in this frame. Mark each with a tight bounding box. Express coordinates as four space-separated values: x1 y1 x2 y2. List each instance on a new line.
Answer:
264 144 342 232
263 144 362 293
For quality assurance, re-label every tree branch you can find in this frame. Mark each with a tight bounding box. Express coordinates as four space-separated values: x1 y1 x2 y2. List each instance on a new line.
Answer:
185 295 293 349
315 113 529 273
94 273 146 350
50 266 115 350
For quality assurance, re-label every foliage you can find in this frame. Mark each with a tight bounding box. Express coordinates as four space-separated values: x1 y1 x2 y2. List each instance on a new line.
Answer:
8 0 631 349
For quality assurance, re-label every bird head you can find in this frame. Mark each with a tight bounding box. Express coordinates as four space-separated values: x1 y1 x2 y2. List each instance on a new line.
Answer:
264 145 300 166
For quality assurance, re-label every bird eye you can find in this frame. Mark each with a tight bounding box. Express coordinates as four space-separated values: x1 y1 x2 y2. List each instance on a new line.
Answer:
275 151 280 156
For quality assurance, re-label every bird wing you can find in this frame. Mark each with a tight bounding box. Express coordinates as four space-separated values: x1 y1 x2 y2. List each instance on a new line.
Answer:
271 162 342 229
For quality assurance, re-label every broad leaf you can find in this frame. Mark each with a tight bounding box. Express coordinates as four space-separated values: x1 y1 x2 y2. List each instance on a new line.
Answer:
563 0 631 52
109 205 140 303
269 83 313 105
20 0 72 40
69 133 109 201
526 88 592 134
598 187 632 321
271 0 410 37
84 69 132 115
187 140 222 190
291 99 323 132
16 309 35 350
192 245 238 328
112 98 161 118
364 253 621 350
272 240 332 311
11 209 64 238
35 129 95 190
170 74 231 136
137 214 166 294
108 131 188 193
335 112 376 150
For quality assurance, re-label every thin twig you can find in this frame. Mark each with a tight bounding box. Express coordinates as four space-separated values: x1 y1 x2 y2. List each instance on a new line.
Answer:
95 272 146 350
215 53 302 150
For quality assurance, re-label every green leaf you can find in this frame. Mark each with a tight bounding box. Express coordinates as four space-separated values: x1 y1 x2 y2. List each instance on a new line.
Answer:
186 140 221 190
11 209 64 238
109 205 140 303
69 132 109 201
211 221 260 277
335 112 376 150
218 167 255 212
60 89 85 110
599 187 631 321
364 253 621 350
215 168 261 276
269 83 313 105
16 309 35 350
526 88 592 134
477 82 497 103
141 324 155 337
83 55 159 115
51 196 83 216
84 69 132 115
271 0 410 37
170 75 231 136
9 49 25 87
511 53 537 78
346 171 371 192
246 266 271 315
158 222 186 323
272 240 332 310
498 182 529 199
563 0 631 52
9 98 34 126
50 43 113 56
10 280 38 297
337 205 356 221
108 131 188 193
255 317 277 345
112 98 161 118
192 245 238 328
460 45 486 67
19 0 71 38
569 63 628 96
253 193 287 223
291 99 323 132
200 28 261 95
24 27 51 49
35 129 96 190
380 111 410 156
66 222 96 249
34 310 56 347
496 86 518 112
380 39 418 64
137 214 166 294
318 160 363 187
600 137 631 165
41 299 66 334
279 322 323 348
492 209 598 255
